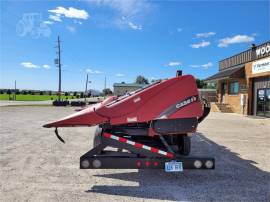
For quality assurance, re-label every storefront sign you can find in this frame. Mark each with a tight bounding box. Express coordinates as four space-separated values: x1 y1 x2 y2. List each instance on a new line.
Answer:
256 44 270 57
239 84 248 93
252 57 270 74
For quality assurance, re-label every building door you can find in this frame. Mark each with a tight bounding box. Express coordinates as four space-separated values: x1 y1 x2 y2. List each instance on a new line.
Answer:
256 88 270 117
253 76 270 116
220 82 226 103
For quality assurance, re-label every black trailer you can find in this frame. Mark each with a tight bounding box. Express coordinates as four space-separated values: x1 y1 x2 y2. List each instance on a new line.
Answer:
80 131 215 171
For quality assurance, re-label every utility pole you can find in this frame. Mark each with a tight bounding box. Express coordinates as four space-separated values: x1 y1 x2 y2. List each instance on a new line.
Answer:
14 80 16 101
84 74 91 102
55 36 62 101
85 74 88 102
104 76 107 90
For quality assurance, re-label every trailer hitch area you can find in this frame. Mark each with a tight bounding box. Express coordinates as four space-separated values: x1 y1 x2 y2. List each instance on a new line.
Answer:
55 128 65 143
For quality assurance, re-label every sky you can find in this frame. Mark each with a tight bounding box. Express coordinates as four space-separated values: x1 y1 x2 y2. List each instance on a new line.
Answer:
0 0 269 91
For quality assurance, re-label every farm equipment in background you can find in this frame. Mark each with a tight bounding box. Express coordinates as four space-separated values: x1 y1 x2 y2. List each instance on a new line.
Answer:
44 72 214 172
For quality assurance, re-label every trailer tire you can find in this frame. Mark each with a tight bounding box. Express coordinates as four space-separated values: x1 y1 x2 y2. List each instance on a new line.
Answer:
177 135 190 156
93 126 103 147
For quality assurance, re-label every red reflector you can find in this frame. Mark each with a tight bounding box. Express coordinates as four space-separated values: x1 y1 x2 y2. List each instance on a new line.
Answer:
119 137 127 143
145 161 150 166
103 133 111 138
167 153 174 158
136 161 141 167
154 161 158 166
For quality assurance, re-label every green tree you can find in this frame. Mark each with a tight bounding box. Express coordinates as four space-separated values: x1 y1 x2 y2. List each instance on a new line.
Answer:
196 79 206 89
103 88 113 96
135 75 149 84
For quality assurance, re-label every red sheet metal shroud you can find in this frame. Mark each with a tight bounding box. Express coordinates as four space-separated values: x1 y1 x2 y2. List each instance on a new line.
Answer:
43 75 203 128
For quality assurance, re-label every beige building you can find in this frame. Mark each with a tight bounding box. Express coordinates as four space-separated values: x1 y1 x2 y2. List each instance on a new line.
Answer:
205 41 270 117
113 83 147 96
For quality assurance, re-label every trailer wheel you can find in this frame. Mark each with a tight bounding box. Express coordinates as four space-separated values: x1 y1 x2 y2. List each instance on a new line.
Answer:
177 135 190 156
93 126 103 147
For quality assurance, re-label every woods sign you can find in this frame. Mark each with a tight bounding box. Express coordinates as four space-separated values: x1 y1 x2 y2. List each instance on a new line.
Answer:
256 44 270 57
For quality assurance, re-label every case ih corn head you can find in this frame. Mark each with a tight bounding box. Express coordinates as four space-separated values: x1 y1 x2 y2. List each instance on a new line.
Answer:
44 73 214 172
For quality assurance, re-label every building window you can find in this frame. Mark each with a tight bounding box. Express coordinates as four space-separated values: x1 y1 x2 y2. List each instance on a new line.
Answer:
229 81 239 95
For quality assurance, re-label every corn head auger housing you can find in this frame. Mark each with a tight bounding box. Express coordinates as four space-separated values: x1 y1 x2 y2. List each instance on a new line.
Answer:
44 74 215 171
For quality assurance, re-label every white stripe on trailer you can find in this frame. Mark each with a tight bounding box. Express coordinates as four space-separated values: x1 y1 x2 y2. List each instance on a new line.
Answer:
126 140 135 145
158 150 167 156
103 132 174 158
110 135 119 141
142 145 151 151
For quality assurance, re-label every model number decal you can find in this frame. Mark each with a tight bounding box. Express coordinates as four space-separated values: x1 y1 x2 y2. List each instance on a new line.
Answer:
176 96 197 109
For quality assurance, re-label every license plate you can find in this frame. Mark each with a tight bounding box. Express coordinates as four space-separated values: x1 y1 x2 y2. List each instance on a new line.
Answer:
165 161 183 172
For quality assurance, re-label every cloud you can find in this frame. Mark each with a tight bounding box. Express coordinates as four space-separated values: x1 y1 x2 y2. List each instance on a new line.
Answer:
21 62 39 69
86 69 102 74
49 14 62 22
177 28 182 32
189 65 200 68
115 73 125 77
190 40 210 48
73 20 83 25
128 21 142 30
48 7 89 22
202 62 213 69
166 61 182 67
195 32 216 38
89 0 152 30
189 62 213 69
89 0 151 16
43 20 54 25
66 26 76 33
218 34 255 48
43 64 50 69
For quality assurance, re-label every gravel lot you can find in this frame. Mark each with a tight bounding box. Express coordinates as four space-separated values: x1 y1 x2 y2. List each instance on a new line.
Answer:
0 106 269 202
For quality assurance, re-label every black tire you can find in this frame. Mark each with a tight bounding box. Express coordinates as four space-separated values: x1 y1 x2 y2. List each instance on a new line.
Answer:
93 126 103 147
177 135 191 156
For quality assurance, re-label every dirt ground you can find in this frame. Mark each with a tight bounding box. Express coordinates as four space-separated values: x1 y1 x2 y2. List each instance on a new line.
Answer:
0 106 269 202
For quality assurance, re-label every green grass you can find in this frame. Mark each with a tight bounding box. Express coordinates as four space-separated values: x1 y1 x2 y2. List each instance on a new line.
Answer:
0 94 74 101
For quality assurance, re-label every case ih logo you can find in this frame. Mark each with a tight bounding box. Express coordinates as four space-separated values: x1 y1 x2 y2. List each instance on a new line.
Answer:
176 96 197 109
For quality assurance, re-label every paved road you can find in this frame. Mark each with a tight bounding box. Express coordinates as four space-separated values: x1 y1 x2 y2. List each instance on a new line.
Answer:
0 97 103 106
0 107 269 201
